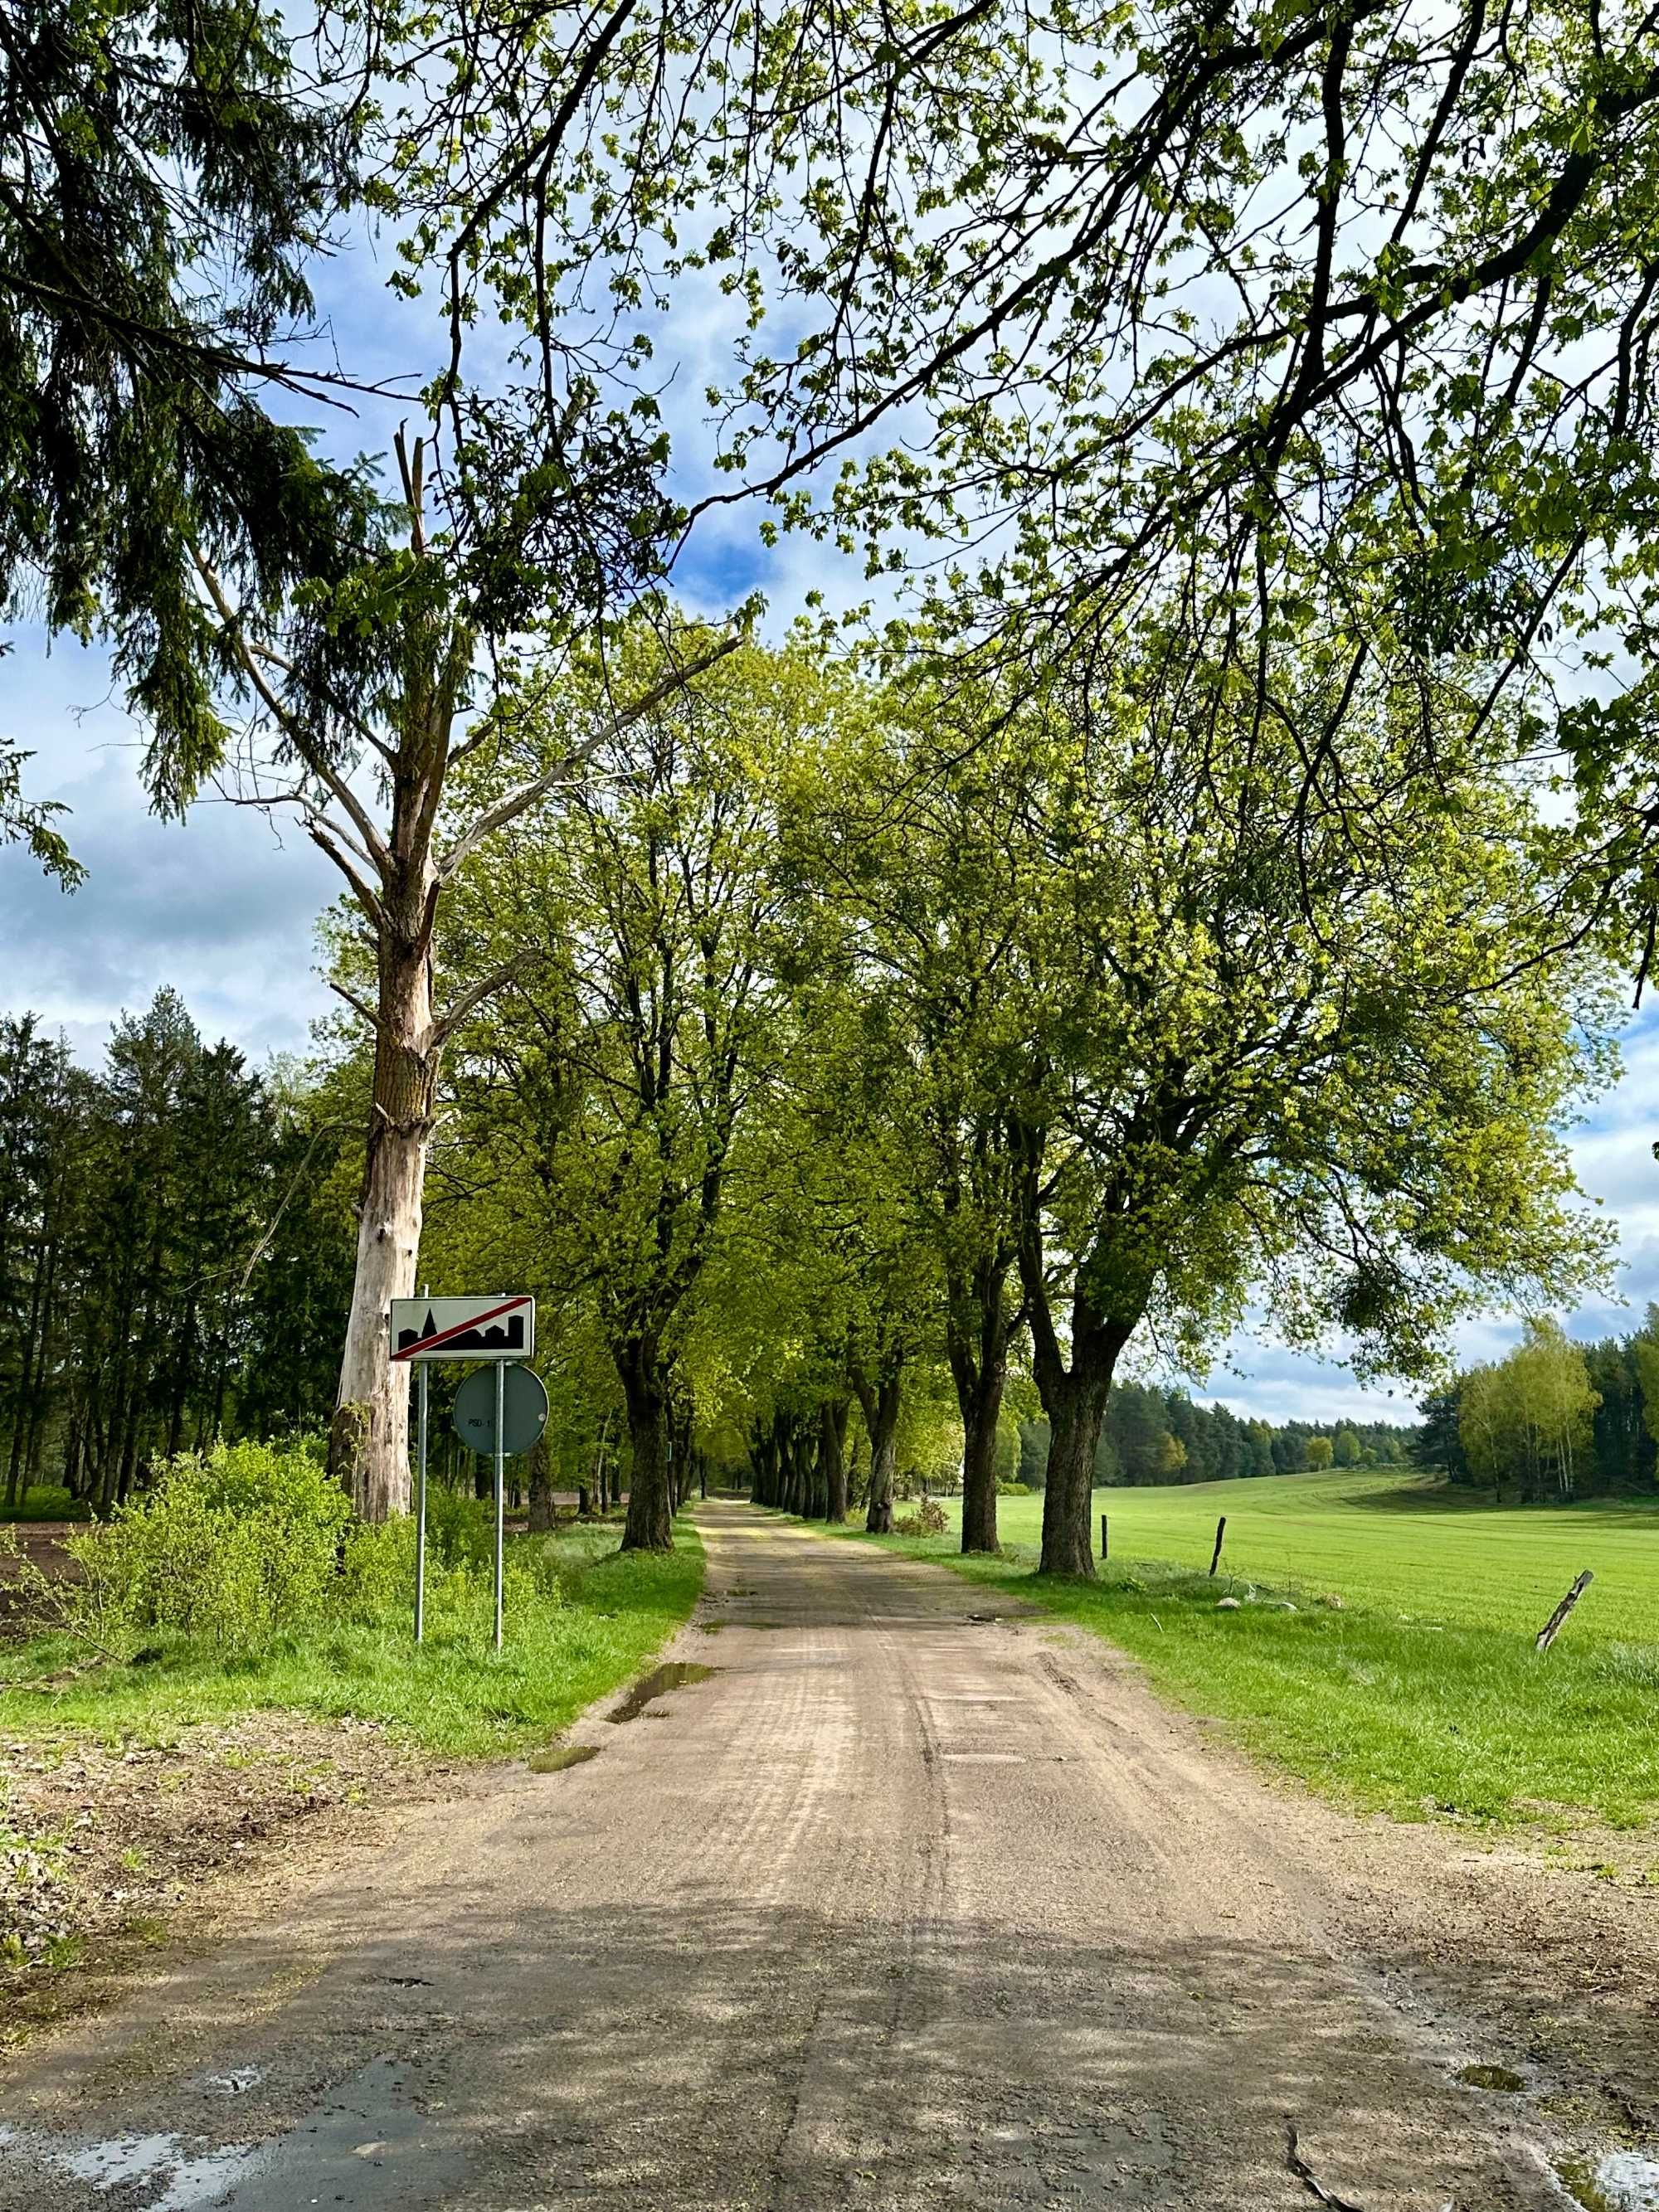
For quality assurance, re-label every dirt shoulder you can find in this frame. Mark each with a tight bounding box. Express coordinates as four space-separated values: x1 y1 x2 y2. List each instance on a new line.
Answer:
1315 1792 1659 2158
0 1712 461 2052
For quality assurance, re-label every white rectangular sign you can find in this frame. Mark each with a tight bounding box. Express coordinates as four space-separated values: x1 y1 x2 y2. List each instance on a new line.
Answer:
389 1294 535 1363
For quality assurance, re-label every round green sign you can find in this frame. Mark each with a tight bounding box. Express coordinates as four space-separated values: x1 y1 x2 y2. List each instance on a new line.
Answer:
453 1364 549 1457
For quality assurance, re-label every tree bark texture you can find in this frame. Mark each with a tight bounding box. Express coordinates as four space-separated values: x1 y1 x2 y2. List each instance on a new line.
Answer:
853 1365 902 1534
329 927 439 1521
619 1337 674 1550
820 1397 849 1523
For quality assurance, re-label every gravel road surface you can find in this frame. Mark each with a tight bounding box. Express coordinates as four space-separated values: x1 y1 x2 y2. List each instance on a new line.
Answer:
0 1503 1571 2210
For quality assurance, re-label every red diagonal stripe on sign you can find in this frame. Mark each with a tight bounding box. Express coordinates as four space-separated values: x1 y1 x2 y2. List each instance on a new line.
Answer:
391 1294 530 1359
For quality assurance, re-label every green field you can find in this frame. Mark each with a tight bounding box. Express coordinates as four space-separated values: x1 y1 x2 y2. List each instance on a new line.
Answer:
994 1471 1659 1641
849 1471 1659 1830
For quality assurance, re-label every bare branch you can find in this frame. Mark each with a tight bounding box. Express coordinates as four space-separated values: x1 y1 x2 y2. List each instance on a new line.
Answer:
434 959 529 1044
191 547 393 875
436 634 742 882
328 979 384 1033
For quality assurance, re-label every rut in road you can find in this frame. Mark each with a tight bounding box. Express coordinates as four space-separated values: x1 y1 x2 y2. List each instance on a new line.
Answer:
0 1501 1566 2210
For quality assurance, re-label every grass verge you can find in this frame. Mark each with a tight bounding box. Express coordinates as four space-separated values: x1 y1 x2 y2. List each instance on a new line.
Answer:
793 1480 1659 1830
0 1519 705 1760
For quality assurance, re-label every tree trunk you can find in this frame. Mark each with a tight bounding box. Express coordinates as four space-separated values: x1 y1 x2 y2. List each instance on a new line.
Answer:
1009 1117 1146 1578
1038 1369 1112 1576
5 1246 45 1507
820 1397 849 1523
947 1263 1014 1558
328 929 439 1521
853 1367 902 1534
618 1338 673 1551
960 1374 1005 1555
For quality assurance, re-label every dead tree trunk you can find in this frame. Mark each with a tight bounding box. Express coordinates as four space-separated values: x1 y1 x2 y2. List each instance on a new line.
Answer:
329 921 440 1519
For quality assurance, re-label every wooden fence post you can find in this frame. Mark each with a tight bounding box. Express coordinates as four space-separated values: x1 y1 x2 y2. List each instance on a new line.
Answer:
1535 1570 1593 1654
1209 1515 1227 1578
1100 1513 1109 1562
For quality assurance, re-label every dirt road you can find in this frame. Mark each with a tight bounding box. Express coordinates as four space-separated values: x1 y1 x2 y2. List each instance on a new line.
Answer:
0 1504 1588 2209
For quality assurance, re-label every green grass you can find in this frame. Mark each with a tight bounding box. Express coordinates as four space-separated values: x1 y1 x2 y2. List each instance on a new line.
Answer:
0 1486 90 1524
841 1473 1659 1830
0 1519 704 1759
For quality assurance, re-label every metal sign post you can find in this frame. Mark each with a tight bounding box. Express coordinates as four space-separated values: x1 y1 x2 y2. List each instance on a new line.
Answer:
453 1358 547 1655
391 1293 538 1651
416 1286 430 1645
494 1359 505 1653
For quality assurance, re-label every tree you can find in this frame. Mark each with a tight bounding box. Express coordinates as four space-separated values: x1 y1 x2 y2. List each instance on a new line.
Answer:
1413 1388 1468 1483
1306 1436 1335 1471
1331 1427 1361 1468
744 3 1659 839
781 684 1030 1551
0 0 365 878
967 626 1614 1575
156 0 1159 1519
434 630 814 1549
1457 1321 1600 1502
1510 1320 1601 1500
0 991 336 1507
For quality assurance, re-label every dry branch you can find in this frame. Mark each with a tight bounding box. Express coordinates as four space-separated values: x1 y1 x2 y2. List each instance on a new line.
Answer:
1535 1570 1593 1655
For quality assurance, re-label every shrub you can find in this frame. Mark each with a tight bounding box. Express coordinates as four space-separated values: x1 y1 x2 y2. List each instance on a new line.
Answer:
894 1497 947 1537
996 1481 1032 1497
62 1441 352 1654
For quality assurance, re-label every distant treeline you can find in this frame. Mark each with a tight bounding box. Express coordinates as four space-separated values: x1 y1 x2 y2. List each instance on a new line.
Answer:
1018 1383 1418 1489
0 994 353 1513
1417 1315 1659 1502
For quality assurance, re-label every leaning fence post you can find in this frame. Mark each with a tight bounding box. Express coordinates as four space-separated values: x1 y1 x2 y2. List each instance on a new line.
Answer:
1209 1515 1228 1578
1535 1569 1593 1654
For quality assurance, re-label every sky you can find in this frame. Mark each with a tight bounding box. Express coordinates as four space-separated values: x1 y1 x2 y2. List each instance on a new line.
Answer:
5 177 1658 1435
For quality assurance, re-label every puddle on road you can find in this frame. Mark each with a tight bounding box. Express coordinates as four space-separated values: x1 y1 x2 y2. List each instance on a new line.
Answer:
528 1743 601 1773
63 2131 253 2205
1 2055 465 2210
1456 2064 1525 2092
608 1661 721 1723
1580 2153 1659 2211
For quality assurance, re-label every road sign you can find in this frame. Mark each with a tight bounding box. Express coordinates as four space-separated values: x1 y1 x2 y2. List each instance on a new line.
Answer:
389 1294 535 1362
453 1365 550 1457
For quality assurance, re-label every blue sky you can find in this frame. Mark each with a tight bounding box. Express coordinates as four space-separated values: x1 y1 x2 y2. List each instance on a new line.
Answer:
4 223 1657 1432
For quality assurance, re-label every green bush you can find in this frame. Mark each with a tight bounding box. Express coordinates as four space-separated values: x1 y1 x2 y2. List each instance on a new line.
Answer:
423 1485 494 1569
996 1481 1033 1497
4 1446 578 1670
64 1441 352 1654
